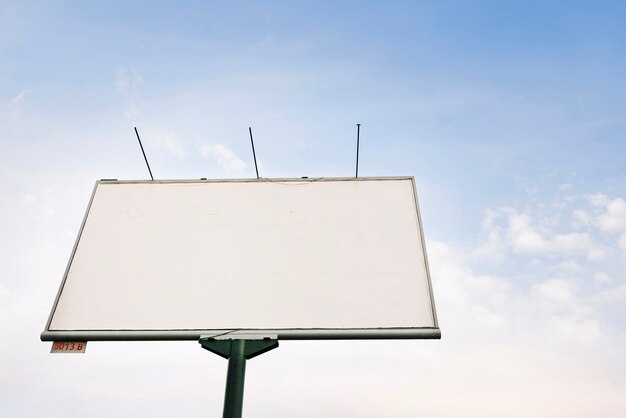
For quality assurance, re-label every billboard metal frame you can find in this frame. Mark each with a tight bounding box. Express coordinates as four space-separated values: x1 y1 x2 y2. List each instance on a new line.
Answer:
41 177 440 343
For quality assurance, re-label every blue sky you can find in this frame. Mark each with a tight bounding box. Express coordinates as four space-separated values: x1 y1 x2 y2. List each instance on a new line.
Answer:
1 1 626 417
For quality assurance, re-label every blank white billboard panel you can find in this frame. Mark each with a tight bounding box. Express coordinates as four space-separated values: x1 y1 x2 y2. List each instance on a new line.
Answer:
42 177 439 340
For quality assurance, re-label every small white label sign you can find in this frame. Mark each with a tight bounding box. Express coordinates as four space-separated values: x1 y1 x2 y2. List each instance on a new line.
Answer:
51 341 87 353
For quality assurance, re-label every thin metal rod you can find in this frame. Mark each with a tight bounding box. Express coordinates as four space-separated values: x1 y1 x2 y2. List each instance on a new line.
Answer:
248 127 259 179
355 123 361 178
134 127 154 180
223 340 246 418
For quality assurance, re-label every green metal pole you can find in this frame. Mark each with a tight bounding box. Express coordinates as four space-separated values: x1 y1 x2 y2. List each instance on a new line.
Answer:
223 339 246 418
199 337 278 418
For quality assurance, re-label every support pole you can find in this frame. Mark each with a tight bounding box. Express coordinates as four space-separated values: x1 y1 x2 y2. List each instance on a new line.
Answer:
223 340 246 418
199 337 278 418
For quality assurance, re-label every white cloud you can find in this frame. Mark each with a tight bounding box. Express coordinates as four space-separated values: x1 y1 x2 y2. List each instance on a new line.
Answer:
454 192 626 354
115 67 144 124
471 304 507 330
475 198 626 264
9 89 29 109
428 235 618 364
506 211 594 256
586 248 607 262
525 185 539 194
586 193 610 207
551 232 594 254
619 233 626 253
8 89 30 119
547 316 604 348
139 126 187 159
531 278 577 306
554 260 583 275
200 143 247 172
593 284 626 303
571 209 591 228
473 209 508 264
472 230 505 264
506 212 547 252
592 272 611 283
160 132 185 158
0 284 8 322
598 198 626 232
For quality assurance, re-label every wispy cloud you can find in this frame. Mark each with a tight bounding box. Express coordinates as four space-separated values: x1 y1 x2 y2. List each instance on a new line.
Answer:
508 212 593 256
466 189 626 353
476 208 597 258
151 127 186 158
115 67 144 124
199 143 247 172
7 89 30 119
9 89 29 109
598 198 626 232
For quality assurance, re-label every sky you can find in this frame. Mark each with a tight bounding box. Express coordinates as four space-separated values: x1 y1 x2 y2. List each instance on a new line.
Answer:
1 1 626 416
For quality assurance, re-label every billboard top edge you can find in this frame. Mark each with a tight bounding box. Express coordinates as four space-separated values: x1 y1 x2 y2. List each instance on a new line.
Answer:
97 176 415 185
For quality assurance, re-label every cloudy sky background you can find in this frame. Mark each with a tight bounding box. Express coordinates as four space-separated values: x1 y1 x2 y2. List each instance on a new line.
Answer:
2 1 626 417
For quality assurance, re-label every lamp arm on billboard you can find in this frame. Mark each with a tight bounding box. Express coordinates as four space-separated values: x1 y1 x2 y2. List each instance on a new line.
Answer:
355 123 361 178
133 127 154 181
248 127 260 179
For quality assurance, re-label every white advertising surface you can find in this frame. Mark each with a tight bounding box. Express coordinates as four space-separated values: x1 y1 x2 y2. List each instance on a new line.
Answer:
42 177 439 341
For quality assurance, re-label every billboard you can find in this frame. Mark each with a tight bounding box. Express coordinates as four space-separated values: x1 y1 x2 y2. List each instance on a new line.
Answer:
41 177 439 341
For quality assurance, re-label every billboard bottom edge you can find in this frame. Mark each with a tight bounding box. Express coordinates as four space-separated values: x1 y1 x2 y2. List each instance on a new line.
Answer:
41 328 441 341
